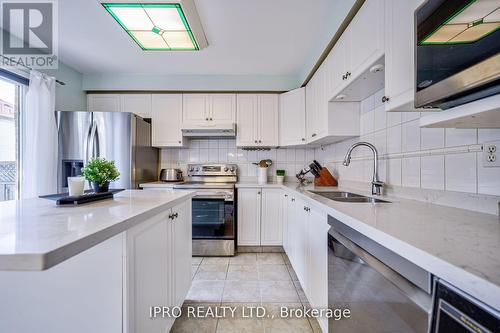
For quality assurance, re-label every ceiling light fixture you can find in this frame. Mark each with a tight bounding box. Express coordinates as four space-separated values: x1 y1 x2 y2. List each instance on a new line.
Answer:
101 0 207 51
420 0 500 45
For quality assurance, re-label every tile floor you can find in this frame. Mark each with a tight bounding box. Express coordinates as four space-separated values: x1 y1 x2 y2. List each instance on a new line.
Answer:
171 252 322 333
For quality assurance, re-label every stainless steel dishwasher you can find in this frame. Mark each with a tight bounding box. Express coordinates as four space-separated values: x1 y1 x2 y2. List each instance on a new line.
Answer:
328 217 433 333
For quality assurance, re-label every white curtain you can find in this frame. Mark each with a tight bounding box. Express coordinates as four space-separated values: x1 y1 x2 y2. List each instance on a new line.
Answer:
21 71 57 198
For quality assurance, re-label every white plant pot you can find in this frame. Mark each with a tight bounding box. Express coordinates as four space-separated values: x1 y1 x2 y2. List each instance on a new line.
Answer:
276 175 285 185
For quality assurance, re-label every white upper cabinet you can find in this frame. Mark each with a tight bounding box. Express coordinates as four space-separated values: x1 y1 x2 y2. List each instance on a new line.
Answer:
210 94 236 123
279 88 306 146
384 0 423 111
151 94 184 147
306 64 328 142
183 94 208 124
121 94 152 118
328 0 385 100
236 94 279 147
348 0 385 78
88 94 152 118
88 94 121 112
182 94 236 128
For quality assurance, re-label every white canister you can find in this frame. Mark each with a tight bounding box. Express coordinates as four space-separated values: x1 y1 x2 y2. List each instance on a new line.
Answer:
68 176 85 196
276 175 285 185
258 167 268 185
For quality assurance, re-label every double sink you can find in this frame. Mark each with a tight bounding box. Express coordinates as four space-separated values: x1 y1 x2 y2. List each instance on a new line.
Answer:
308 191 391 203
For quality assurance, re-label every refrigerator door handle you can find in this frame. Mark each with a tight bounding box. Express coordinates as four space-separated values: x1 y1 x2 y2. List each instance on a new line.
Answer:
83 121 94 166
87 121 98 161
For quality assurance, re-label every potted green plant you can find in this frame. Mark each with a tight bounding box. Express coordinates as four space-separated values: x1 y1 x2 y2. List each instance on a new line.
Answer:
82 157 120 193
276 169 285 184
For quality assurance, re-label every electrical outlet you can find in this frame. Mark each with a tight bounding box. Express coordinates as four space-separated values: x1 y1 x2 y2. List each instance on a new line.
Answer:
483 140 500 167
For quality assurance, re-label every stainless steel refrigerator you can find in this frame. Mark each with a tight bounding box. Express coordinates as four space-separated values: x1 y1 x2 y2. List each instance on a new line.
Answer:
56 111 158 192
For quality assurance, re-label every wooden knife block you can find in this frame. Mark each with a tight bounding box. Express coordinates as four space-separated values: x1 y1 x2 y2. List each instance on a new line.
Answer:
314 167 338 187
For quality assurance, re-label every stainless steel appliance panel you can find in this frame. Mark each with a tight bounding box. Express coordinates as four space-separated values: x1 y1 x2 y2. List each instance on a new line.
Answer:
56 111 91 192
415 0 500 109
132 116 158 188
93 112 132 189
56 111 158 192
328 219 432 333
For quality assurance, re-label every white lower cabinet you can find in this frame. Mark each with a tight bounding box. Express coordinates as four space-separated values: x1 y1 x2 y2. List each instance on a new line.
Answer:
237 188 283 246
126 200 192 333
282 191 328 333
306 205 329 333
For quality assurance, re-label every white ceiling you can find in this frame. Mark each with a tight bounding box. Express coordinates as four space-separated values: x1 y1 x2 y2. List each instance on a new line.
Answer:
58 0 354 81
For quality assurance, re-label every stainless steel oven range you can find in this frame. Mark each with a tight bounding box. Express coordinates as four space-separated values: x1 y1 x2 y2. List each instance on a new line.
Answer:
174 164 237 256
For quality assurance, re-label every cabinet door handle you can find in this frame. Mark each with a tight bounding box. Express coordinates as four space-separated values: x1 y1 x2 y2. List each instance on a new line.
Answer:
382 96 390 103
210 117 213 121
258 140 262 143
301 138 305 141
346 71 351 77
312 133 317 137
168 214 173 220
291 198 295 202
205 117 209 121
257 191 261 195
254 140 258 143
178 141 181 144
284 194 288 197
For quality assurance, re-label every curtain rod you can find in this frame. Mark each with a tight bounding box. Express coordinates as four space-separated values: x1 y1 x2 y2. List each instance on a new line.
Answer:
0 55 66 85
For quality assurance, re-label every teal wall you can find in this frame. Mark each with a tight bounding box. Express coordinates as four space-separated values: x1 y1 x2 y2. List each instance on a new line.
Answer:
41 62 86 111
83 73 299 92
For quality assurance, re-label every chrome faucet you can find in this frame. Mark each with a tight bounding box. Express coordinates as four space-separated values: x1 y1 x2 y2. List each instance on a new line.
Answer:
343 142 384 195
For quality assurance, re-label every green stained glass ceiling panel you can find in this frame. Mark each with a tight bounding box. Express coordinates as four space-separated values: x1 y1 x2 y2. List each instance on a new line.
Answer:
102 3 199 51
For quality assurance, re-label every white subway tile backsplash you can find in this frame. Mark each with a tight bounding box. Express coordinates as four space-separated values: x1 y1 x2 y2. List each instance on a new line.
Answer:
477 155 500 196
199 149 209 162
402 112 420 123
387 124 402 154
199 140 209 148
421 155 444 190
218 149 228 162
295 148 306 162
445 153 476 193
386 111 402 128
478 129 500 143
361 93 375 113
373 105 386 132
402 157 420 188
402 119 421 152
421 128 444 150
445 128 477 147
286 149 296 162
361 110 374 135
209 140 219 149
387 158 402 186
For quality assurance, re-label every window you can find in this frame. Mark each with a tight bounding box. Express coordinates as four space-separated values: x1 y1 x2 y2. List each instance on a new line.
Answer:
0 74 26 201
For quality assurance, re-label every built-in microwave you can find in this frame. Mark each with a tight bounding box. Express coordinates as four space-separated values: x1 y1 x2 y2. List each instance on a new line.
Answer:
415 0 500 109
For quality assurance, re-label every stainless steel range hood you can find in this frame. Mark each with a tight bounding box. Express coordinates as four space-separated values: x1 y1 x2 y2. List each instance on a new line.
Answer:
181 123 236 137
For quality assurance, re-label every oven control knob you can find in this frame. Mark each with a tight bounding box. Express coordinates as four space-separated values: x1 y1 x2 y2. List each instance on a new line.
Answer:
194 167 200 172
224 167 229 172
229 167 235 173
188 167 194 172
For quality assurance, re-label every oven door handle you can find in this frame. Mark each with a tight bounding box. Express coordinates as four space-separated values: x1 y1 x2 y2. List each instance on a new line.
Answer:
330 229 433 314
194 194 231 200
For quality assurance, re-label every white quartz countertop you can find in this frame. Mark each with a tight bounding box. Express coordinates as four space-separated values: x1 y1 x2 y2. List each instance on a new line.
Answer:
0 189 194 271
236 181 500 310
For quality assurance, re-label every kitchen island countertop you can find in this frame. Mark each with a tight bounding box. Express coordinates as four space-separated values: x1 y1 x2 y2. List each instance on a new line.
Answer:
0 189 194 271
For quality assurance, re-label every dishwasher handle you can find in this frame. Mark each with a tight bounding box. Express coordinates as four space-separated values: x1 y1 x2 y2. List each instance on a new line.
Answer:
330 229 433 314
